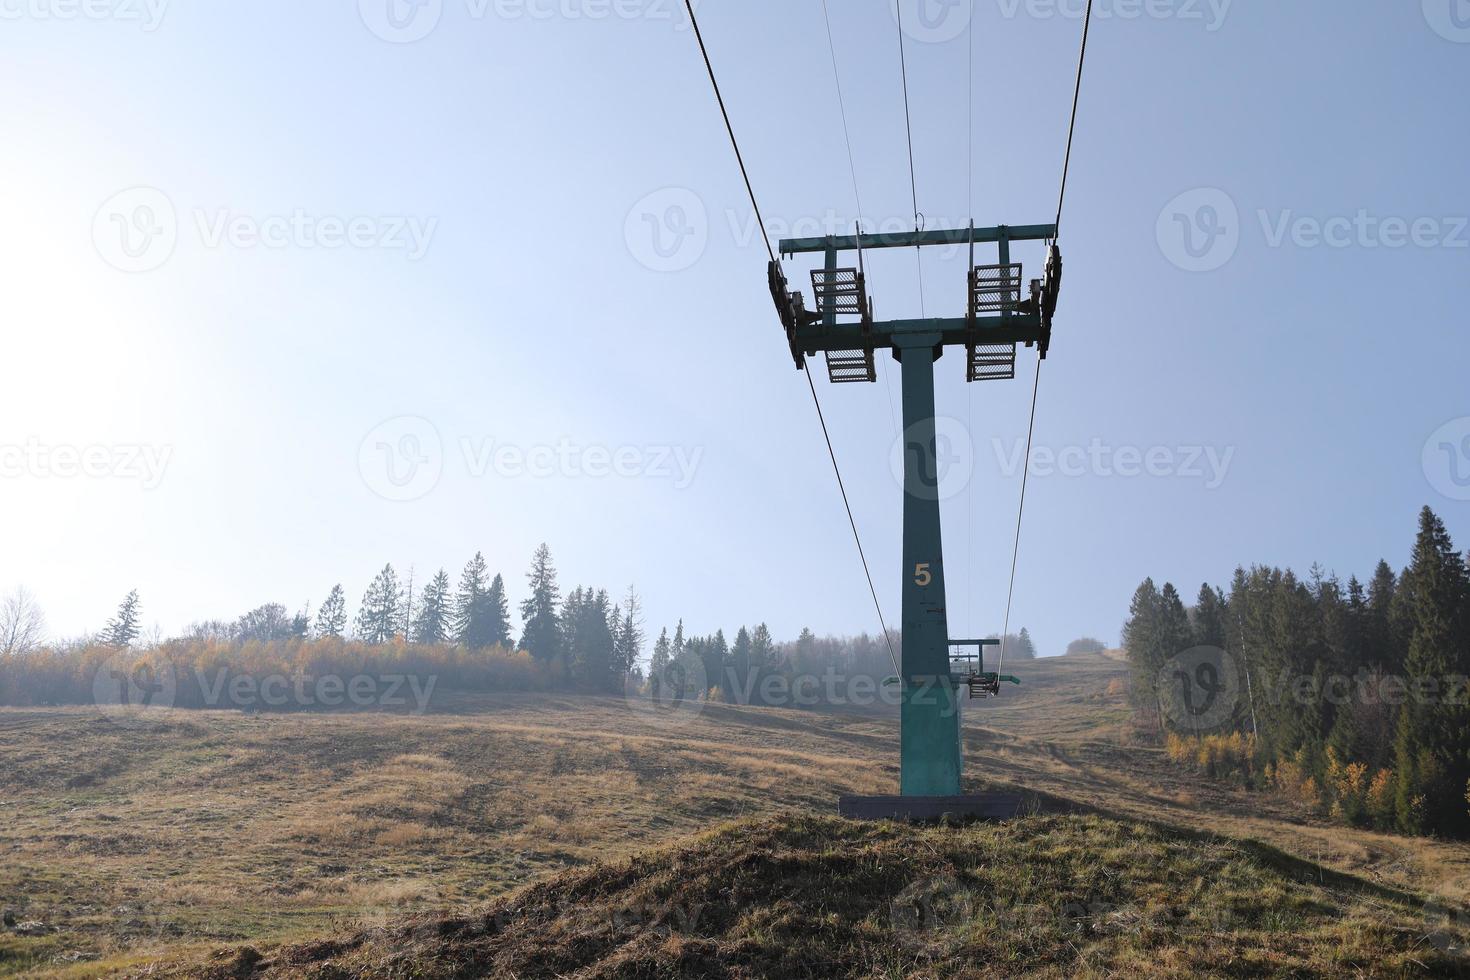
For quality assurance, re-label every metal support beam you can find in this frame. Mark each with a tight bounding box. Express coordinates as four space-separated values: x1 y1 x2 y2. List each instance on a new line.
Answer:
896 334 962 797
780 223 1057 257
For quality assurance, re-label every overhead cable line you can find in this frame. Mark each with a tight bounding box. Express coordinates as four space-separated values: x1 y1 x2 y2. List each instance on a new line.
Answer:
820 0 900 443
684 0 900 675
893 1 927 317
1000 0 1093 675
1053 0 1094 239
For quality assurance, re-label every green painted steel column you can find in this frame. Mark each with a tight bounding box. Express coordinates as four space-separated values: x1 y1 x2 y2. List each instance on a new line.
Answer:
895 335 962 796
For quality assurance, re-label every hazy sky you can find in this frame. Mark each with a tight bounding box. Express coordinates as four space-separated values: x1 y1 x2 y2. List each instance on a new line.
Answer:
1 0 1467 656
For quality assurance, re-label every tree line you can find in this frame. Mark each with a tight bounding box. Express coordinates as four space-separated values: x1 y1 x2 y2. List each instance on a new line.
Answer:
1124 506 1470 838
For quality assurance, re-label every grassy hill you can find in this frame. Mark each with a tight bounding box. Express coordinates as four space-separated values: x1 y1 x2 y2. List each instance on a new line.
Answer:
3 653 1469 977
143 814 1465 978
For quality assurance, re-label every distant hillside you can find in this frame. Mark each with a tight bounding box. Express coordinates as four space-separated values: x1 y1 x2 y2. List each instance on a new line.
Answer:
143 813 1467 979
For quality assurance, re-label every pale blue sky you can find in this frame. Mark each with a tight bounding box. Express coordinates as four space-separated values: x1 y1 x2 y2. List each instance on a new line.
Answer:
1 0 1467 655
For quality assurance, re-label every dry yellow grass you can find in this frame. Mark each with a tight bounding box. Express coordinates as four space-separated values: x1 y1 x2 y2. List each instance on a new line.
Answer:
1 653 1468 977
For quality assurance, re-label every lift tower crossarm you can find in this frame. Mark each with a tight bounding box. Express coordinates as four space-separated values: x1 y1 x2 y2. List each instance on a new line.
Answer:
779 223 1055 257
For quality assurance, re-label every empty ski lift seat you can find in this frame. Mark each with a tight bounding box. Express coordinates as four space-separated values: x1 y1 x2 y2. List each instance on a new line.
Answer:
966 262 1023 383
811 266 876 384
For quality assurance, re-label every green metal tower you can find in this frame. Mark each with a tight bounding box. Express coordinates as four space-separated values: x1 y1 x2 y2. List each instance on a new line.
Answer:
772 223 1062 811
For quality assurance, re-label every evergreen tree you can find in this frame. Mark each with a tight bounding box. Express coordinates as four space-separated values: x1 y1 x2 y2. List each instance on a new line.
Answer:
1016 627 1038 660
650 627 672 675
1365 559 1401 669
484 573 513 649
412 569 452 644
704 629 729 698
100 590 142 648
749 623 774 667
729 626 753 702
1122 578 1164 722
355 564 402 645
453 553 490 648
519 544 562 662
315 585 347 639
1393 507 1470 834
609 587 644 680
565 587 615 690
1192 584 1228 648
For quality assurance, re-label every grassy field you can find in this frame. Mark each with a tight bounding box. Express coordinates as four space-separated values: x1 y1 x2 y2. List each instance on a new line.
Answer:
2 653 1468 977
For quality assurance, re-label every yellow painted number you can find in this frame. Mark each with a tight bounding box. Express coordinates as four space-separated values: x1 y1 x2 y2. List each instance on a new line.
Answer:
914 563 932 587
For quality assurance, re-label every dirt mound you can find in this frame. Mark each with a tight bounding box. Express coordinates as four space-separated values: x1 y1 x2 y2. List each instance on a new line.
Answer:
136 813 1469 979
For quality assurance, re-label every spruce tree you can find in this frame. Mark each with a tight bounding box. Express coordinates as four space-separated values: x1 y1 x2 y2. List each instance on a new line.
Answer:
1192 584 1228 648
484 573 513 649
412 569 452 644
729 626 753 702
100 590 142 648
315 585 347 639
518 544 562 662
610 586 644 678
453 553 490 648
1392 507 1470 834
